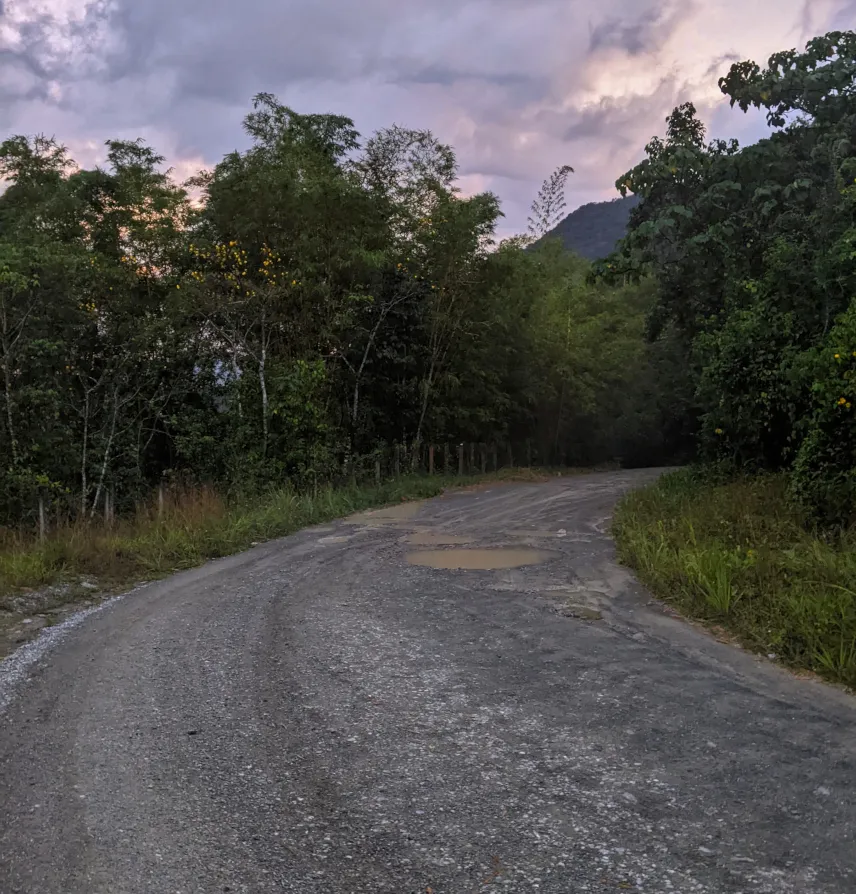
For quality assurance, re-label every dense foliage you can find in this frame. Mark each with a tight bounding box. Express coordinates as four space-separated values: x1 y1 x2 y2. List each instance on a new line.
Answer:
0 96 681 527
598 30 856 524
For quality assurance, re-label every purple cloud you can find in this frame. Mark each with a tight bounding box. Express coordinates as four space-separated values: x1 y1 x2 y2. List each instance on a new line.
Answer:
0 0 850 237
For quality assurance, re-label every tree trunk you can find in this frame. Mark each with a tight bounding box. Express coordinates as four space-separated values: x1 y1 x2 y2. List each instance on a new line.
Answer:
415 359 436 446
554 380 566 463
38 494 46 543
351 320 382 426
351 295 408 431
352 379 361 428
232 355 243 419
259 318 269 458
2 355 17 466
80 391 90 519
90 391 119 520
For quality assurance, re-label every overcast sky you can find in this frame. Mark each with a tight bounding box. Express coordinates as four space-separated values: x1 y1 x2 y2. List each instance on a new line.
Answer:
1 0 854 236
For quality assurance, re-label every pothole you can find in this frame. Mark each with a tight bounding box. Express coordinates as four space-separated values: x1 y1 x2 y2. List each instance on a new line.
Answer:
345 501 424 525
406 548 554 570
560 604 603 621
404 532 475 546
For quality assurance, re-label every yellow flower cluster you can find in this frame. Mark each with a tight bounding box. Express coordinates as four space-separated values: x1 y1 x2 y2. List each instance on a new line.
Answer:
185 240 305 297
259 244 281 283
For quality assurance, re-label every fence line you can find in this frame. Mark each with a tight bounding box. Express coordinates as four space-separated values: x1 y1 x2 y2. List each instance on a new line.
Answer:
15 439 543 535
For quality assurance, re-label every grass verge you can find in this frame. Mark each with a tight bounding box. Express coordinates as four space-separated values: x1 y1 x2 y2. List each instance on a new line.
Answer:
613 469 856 689
0 467 557 656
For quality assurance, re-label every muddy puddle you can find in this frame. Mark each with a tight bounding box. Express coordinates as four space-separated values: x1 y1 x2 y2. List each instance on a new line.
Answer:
406 548 554 570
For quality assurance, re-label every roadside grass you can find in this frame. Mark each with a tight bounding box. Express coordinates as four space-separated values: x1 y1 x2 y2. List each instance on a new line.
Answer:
0 465 575 612
613 469 856 688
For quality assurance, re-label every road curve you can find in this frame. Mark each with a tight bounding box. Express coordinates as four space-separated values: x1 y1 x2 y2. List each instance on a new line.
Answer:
1 470 854 893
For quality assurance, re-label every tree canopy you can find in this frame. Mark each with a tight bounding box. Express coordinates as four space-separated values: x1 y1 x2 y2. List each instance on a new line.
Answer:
595 29 856 522
0 97 679 527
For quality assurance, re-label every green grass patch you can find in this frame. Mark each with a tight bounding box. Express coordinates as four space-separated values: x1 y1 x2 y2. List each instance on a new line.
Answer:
613 469 856 688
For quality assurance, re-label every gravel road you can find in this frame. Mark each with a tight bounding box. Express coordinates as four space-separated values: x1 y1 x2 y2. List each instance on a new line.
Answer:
1 470 854 893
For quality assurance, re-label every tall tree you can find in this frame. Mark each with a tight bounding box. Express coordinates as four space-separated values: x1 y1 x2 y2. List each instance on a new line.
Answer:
528 165 574 242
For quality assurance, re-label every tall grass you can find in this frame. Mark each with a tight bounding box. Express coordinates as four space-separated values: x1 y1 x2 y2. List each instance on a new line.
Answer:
614 470 856 688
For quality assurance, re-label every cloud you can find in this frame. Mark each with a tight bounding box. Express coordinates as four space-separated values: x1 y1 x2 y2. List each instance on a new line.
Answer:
588 1 696 57
0 0 850 237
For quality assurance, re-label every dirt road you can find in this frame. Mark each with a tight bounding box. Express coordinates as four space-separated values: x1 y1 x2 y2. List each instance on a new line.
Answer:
1 470 854 892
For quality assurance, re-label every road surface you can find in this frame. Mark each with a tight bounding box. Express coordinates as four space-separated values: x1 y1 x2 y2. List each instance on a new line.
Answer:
1 470 854 893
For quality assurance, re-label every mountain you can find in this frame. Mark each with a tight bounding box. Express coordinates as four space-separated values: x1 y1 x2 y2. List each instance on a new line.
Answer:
544 194 640 260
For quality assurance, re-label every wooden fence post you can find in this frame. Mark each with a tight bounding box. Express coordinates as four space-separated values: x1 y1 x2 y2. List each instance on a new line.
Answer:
375 459 381 485
429 445 435 475
527 439 532 468
158 482 165 520
469 442 475 473
394 444 401 477
480 445 486 475
458 443 464 476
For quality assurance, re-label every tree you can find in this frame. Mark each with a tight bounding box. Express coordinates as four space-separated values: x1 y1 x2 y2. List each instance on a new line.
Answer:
527 165 574 242
592 29 856 512
0 89 689 527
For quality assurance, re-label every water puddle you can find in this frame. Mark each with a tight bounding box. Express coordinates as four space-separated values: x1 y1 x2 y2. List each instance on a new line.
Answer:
406 548 554 570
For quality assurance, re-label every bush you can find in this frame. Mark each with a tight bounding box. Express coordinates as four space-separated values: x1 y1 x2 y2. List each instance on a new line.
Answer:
791 300 856 525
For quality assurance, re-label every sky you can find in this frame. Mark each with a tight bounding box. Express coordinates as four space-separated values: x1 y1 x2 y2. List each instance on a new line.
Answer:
1 0 854 238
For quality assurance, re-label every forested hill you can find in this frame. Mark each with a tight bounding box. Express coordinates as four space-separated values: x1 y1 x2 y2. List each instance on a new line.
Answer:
542 195 639 259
